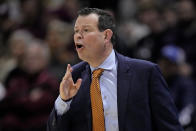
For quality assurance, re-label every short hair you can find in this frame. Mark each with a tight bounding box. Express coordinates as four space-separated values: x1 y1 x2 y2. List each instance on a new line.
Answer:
77 8 116 44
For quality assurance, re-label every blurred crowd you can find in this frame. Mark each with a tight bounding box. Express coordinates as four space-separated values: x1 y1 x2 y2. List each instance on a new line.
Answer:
0 0 196 130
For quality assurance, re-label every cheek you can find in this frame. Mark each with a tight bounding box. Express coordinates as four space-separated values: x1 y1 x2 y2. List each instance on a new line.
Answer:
84 34 97 43
73 34 77 42
84 33 104 46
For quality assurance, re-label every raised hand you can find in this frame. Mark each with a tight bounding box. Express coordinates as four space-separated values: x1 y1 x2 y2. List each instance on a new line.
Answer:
60 64 82 101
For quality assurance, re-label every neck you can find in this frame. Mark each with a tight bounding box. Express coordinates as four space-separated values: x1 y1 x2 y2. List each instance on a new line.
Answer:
89 47 113 68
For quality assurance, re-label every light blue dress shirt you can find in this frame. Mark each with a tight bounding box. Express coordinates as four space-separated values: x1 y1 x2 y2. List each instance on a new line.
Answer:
55 49 119 131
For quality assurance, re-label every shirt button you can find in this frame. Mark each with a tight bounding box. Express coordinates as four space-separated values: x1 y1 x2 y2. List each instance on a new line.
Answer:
112 122 118 130
104 96 107 99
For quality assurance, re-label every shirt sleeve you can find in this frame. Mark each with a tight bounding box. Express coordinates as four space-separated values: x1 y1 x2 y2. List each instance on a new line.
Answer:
55 95 72 115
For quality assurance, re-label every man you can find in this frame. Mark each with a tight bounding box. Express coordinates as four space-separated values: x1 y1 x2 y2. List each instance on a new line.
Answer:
47 8 183 131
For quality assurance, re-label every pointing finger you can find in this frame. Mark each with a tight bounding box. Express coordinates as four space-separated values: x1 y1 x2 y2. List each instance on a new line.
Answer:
63 64 73 81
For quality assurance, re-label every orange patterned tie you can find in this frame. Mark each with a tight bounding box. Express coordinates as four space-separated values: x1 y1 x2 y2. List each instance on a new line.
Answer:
90 68 105 131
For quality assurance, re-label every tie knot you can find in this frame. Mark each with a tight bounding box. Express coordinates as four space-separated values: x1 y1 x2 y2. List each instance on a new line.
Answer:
92 68 104 78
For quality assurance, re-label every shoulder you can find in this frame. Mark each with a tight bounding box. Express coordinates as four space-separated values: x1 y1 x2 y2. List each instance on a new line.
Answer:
72 61 89 72
116 52 158 71
71 61 89 80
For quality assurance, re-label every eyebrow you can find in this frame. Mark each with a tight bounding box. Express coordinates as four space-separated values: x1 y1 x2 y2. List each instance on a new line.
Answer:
74 24 92 29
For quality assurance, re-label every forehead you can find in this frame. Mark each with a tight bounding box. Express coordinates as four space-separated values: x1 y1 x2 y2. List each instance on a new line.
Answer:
74 13 99 28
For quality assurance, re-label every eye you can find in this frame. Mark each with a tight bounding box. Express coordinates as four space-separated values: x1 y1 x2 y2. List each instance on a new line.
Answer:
83 28 89 32
74 29 79 33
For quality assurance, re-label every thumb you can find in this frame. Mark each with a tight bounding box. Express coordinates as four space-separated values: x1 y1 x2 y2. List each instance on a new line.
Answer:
75 78 82 90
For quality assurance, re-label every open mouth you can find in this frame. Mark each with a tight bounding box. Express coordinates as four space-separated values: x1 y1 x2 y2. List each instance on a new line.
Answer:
76 44 83 48
76 43 84 49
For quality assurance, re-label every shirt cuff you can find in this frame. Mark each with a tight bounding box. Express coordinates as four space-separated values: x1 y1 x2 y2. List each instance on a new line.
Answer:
55 95 72 116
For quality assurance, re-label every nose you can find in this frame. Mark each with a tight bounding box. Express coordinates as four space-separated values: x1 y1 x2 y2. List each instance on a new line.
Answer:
74 32 83 40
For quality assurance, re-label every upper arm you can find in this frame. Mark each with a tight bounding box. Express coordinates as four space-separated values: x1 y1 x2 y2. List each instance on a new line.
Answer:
149 65 183 131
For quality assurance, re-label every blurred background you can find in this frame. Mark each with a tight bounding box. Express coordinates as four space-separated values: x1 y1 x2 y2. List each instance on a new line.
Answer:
0 0 196 130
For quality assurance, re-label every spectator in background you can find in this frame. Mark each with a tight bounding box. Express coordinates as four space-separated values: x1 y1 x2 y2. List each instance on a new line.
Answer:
0 29 33 83
46 0 81 23
0 40 59 131
45 19 79 82
133 4 169 62
176 0 196 79
0 0 22 46
157 45 196 129
19 0 47 39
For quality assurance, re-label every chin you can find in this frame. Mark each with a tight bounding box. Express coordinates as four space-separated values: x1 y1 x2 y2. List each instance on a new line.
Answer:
78 53 85 61
79 55 91 63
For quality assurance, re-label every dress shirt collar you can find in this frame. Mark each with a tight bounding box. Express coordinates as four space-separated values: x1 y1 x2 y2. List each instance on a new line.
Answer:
90 49 116 72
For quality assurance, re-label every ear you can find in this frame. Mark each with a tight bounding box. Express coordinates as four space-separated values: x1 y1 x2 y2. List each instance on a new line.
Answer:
104 29 113 43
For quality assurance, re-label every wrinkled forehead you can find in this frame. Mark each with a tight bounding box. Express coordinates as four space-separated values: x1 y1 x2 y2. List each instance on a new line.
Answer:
74 13 99 28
